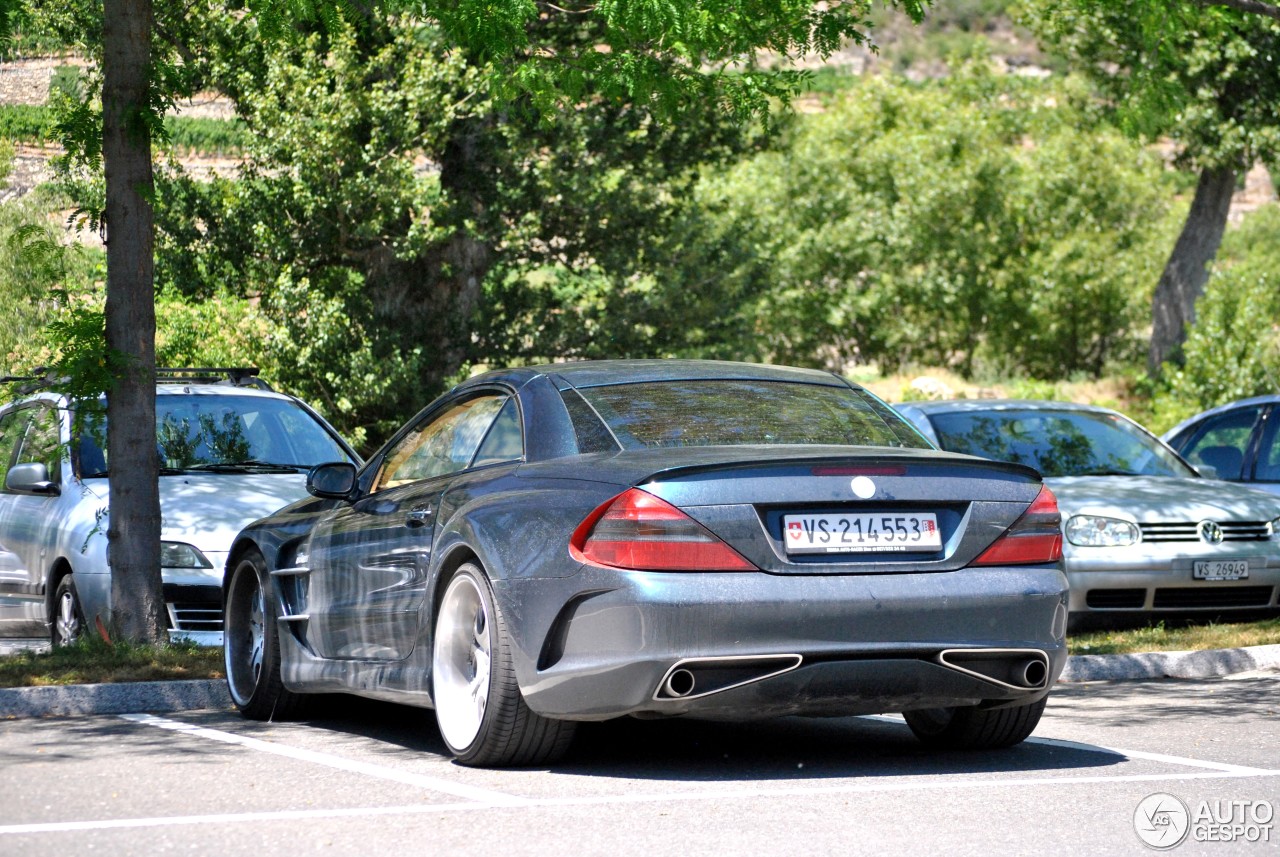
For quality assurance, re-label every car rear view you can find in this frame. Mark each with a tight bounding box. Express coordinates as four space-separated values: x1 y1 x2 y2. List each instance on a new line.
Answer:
225 360 1070 766
506 370 1070 743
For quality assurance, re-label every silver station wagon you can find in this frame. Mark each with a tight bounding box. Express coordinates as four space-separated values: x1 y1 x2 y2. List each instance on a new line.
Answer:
0 369 358 646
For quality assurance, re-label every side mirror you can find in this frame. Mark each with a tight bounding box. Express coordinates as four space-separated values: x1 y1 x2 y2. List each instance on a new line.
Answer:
1194 463 1219 480
307 462 358 499
6 462 60 495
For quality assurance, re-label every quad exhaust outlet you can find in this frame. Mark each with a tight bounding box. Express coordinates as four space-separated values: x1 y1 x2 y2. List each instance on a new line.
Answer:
937 648 1051 691
654 654 803 701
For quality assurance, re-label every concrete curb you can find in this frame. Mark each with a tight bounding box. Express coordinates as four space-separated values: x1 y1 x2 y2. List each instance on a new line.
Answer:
0 678 231 718
1058 642 1280 683
1 646 1277 719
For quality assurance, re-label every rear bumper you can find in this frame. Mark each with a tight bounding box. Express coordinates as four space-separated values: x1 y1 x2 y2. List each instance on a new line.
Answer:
497 565 1069 721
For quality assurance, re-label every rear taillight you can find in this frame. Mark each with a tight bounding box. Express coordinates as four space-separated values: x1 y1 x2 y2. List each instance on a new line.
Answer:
973 485 1063 566
570 488 756 571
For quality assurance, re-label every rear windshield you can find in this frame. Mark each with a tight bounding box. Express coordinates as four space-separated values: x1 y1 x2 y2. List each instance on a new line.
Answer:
573 380 929 450
928 408 1195 478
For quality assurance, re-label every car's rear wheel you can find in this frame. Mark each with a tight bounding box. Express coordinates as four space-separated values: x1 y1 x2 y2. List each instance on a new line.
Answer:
432 563 575 767
51 575 84 647
224 551 308 720
904 696 1047 750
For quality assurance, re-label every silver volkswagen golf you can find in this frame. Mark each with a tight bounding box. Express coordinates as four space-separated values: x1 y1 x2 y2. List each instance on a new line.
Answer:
897 399 1280 626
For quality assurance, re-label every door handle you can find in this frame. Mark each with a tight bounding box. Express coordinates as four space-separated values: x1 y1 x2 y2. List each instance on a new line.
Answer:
405 504 434 528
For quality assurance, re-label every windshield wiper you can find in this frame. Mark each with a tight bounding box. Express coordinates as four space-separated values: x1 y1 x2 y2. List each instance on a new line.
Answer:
1074 469 1143 477
185 461 307 473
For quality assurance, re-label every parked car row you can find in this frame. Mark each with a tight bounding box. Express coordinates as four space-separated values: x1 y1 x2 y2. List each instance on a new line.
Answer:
2 359 1275 768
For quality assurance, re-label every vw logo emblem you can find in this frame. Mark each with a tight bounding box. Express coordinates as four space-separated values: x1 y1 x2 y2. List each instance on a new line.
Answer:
1197 521 1224 545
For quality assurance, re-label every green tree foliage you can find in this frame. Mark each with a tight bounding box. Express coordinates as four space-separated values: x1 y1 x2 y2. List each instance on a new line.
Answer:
154 15 760 443
1155 204 1280 427
0 189 104 368
646 62 1174 378
1019 1 1280 373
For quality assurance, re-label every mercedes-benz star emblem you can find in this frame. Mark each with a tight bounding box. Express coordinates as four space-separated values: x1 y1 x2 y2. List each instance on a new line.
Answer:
1197 521 1224 545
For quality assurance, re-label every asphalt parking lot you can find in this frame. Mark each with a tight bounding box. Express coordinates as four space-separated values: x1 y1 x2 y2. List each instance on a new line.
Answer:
1 667 1277 857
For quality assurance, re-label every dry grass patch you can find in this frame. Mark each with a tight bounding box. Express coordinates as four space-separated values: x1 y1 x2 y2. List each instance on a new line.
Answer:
0 637 224 687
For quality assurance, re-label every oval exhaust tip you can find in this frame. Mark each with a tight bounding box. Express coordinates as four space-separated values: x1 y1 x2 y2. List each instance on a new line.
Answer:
1021 659 1048 688
663 668 696 698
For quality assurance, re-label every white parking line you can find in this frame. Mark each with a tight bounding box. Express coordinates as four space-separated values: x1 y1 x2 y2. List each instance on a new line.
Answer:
2 714 1277 837
117 713 527 805
1027 736 1273 775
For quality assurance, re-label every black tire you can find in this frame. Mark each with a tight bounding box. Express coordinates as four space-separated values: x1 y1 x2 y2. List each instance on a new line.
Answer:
432 563 576 767
904 696 1048 750
224 551 309 720
51 575 84 647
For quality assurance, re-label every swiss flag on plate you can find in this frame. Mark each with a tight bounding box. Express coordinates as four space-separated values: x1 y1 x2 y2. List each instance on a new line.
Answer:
787 521 803 540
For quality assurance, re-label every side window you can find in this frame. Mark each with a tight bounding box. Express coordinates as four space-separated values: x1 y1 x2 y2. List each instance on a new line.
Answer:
471 398 523 468
0 410 29 477
1180 407 1261 481
14 406 63 482
374 395 507 491
1253 410 1280 483
559 389 621 454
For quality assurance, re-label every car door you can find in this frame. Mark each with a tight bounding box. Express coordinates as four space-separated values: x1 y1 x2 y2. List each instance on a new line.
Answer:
303 392 512 660
1171 404 1265 482
0 404 67 636
1245 405 1280 495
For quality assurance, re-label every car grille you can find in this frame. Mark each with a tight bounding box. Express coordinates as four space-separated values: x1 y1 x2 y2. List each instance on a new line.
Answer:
1085 589 1145 609
1152 586 1275 609
1138 521 1272 543
168 602 224 632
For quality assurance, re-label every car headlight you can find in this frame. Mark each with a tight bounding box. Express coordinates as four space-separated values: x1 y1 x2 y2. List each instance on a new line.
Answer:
160 541 214 568
1270 516 1280 539
1065 515 1139 547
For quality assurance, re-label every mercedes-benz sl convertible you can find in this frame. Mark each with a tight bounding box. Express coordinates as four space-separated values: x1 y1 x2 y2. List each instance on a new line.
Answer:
223 360 1069 767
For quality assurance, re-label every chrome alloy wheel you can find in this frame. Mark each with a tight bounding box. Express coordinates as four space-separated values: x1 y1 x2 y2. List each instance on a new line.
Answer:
53 580 81 646
433 572 493 752
225 560 266 706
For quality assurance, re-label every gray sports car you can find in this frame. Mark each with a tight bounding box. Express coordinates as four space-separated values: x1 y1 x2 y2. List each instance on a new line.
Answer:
224 361 1069 767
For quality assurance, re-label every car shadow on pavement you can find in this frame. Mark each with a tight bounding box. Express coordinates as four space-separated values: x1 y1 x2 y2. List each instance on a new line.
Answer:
276 694 1125 783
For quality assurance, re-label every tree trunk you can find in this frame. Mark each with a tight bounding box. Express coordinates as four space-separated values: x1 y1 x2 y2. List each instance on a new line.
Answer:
103 0 165 643
436 114 496 377
1147 164 1238 375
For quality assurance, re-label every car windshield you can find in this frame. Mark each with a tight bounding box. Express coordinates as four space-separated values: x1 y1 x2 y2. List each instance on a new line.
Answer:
927 408 1196 478
77 394 353 475
574 380 930 450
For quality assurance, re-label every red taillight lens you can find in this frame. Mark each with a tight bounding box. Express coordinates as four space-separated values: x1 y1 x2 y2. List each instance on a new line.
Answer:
569 488 756 571
973 485 1063 566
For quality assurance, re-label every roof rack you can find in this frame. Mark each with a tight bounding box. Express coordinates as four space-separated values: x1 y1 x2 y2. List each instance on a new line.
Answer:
0 368 63 396
2 368 273 395
157 368 273 390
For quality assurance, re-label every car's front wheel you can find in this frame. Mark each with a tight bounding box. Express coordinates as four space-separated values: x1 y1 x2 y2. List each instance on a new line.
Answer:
904 696 1047 750
224 551 308 720
432 563 575 767
51 575 84 647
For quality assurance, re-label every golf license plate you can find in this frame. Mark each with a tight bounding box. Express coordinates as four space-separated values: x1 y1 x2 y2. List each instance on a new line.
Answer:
1193 559 1249 581
783 512 941 554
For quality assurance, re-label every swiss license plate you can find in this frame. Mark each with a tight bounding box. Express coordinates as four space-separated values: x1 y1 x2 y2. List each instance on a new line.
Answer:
1193 560 1249 581
783 512 942 554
